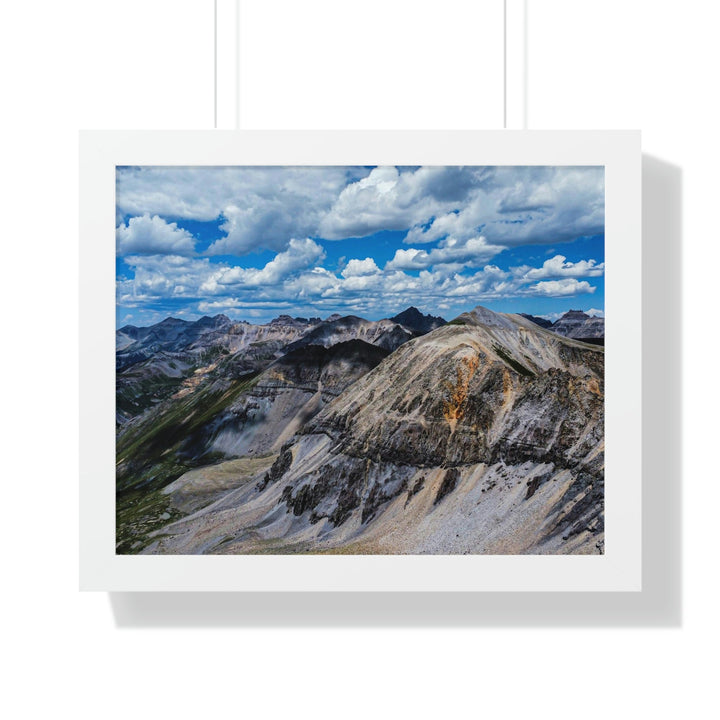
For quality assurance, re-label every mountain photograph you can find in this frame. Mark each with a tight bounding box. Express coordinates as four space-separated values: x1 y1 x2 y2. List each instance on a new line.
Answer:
116 165 605 555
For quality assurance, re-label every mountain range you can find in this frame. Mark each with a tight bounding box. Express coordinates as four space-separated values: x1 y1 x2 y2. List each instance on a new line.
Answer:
116 306 604 555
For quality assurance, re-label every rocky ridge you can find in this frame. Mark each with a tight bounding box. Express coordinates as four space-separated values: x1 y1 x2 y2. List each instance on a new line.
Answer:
116 310 434 426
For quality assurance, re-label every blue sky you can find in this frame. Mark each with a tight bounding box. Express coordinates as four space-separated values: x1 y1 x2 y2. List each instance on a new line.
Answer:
116 165 604 327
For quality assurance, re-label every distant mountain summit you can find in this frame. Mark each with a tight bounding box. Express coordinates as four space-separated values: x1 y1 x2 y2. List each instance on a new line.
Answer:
268 314 321 327
390 306 446 334
551 310 604 341
194 314 232 329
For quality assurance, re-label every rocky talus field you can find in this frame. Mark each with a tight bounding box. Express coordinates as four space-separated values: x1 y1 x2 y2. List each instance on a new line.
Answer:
116 306 604 555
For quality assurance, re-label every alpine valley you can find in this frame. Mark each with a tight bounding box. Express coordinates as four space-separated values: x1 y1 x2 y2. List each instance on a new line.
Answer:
116 306 604 555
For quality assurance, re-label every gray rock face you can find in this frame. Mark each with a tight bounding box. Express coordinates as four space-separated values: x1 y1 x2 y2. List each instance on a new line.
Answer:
293 308 602 497
142 307 605 556
208 340 391 458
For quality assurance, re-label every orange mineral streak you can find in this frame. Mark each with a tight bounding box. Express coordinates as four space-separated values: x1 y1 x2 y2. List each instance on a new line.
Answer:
443 354 480 432
172 362 218 400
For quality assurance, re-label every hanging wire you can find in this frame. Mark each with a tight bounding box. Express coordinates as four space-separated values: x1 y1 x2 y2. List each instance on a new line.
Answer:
503 0 507 129
215 1 514 130
214 0 218 129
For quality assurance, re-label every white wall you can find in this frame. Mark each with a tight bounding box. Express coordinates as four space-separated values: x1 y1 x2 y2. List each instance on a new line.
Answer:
2 1 716 718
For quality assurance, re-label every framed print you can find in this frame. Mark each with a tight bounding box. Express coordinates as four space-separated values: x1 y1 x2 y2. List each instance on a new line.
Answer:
79 130 641 591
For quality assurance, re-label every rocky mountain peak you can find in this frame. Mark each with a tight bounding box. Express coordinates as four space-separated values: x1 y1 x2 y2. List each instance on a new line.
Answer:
156 316 189 327
195 314 231 328
552 310 604 341
391 306 422 322
561 310 590 320
466 305 517 330
390 306 446 334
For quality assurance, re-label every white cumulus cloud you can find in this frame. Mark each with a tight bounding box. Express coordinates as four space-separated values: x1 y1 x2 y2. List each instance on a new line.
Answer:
115 166 604 323
117 166 369 256
318 166 483 240
200 238 325 292
117 165 604 262
525 278 596 297
404 166 604 249
386 235 506 271
516 254 605 280
116 214 196 255
341 257 381 277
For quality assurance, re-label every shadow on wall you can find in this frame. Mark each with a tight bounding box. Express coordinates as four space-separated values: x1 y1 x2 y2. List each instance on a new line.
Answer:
108 155 682 628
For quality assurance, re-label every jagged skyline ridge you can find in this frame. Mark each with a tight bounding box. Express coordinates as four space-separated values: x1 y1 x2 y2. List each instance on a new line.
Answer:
118 305 603 334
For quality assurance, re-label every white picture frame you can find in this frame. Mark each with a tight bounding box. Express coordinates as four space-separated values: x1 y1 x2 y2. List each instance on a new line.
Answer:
80 129 641 592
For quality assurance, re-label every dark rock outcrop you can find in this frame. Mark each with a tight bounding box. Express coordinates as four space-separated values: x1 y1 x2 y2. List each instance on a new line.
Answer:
391 306 446 335
518 313 553 329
